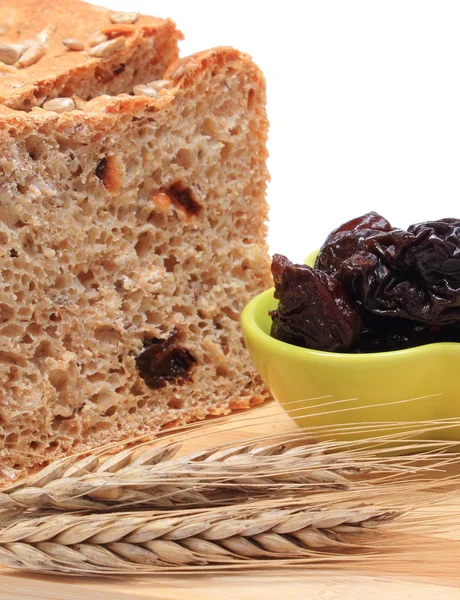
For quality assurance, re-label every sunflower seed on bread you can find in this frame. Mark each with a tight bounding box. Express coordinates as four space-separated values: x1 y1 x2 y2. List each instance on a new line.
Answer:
42 97 76 113
0 43 20 65
88 36 126 58
17 43 45 68
62 38 85 51
148 79 171 91
133 84 158 98
110 12 139 24
37 25 56 44
88 32 108 48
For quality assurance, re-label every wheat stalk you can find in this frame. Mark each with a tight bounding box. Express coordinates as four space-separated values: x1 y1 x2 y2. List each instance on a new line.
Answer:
0 435 426 517
0 422 458 575
0 499 399 574
1 403 459 577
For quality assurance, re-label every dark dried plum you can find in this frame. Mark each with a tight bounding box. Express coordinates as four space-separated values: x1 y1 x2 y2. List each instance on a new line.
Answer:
329 211 393 237
136 329 196 389
272 213 460 353
351 314 460 353
405 219 460 287
315 212 392 277
95 157 107 181
337 219 460 324
167 182 202 218
269 254 362 352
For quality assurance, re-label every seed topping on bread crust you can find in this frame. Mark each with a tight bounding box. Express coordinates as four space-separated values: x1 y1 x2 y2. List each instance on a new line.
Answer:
42 97 76 113
147 79 171 91
88 32 108 48
133 84 158 97
169 63 186 80
37 25 56 45
88 36 126 58
17 43 45 68
62 38 85 51
0 43 20 65
110 12 140 24
0 30 50 69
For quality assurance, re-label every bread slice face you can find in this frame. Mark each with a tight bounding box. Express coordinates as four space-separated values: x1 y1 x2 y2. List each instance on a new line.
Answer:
0 47 271 478
0 0 182 111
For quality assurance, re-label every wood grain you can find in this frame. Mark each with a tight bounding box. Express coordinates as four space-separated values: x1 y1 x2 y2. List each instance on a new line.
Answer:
1 401 460 599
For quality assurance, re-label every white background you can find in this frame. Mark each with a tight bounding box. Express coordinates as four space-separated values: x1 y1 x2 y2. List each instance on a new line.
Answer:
97 0 460 261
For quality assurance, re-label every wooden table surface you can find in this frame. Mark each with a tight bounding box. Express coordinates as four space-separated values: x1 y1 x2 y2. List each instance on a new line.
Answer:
2 402 460 600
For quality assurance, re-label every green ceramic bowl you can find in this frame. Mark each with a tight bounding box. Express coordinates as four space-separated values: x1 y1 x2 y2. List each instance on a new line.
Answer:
241 251 460 442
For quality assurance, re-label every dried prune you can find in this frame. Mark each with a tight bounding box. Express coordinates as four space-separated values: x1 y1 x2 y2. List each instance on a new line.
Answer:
315 211 392 277
95 157 107 181
136 329 196 389
352 314 460 353
95 156 122 193
269 254 362 352
405 219 460 287
167 182 202 218
272 213 460 353
336 219 460 324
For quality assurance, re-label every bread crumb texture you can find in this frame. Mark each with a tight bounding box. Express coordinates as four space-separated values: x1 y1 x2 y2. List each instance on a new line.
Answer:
0 0 271 478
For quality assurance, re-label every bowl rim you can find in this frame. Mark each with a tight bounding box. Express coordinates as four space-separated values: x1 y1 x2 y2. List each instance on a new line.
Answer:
241 287 460 362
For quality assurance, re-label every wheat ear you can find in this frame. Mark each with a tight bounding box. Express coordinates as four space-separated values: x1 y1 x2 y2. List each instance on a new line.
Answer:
0 500 399 574
0 437 416 515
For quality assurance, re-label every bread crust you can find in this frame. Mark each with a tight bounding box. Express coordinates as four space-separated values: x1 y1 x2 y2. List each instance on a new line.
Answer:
0 47 267 160
0 0 182 110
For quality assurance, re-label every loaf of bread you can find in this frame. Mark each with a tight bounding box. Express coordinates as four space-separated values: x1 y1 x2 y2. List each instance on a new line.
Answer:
0 2 271 479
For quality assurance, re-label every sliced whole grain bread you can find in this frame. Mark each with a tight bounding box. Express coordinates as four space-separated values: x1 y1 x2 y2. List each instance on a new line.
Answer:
0 4 271 480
